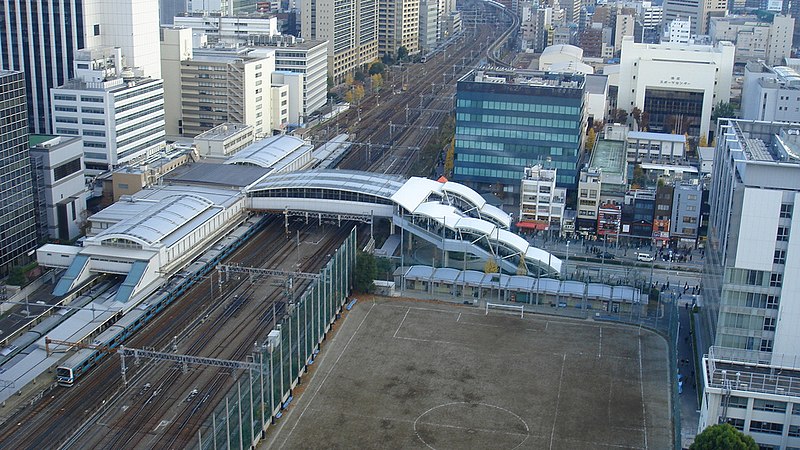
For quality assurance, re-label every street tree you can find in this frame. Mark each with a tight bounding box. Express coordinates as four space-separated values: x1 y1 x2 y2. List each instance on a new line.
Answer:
354 251 378 293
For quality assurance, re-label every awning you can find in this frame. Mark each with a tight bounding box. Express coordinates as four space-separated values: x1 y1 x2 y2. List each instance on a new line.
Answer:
516 221 549 231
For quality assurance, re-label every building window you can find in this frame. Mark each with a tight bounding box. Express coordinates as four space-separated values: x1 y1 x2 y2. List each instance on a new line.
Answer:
789 425 800 437
749 420 782 435
777 226 790 241
770 273 782 287
763 317 776 332
774 250 786 264
727 418 745 431
727 396 748 409
781 203 793 218
759 339 774 352
93 24 100 36
766 295 779 309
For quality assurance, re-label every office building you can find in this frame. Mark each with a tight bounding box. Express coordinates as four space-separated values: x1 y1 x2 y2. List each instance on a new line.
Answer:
699 119 800 449
173 12 280 43
614 14 635 52
378 0 420 57
0 71 37 273
709 15 794 67
615 36 734 141
160 0 188 25
301 0 378 83
741 62 800 123
50 48 166 174
453 69 586 205
663 0 726 36
29 136 88 242
576 168 602 234
0 0 160 134
160 28 275 138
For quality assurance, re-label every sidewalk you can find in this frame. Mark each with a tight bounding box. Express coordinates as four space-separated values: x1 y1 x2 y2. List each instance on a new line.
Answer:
678 300 701 449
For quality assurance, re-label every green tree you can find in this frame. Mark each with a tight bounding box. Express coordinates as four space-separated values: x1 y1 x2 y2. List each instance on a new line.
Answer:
7 266 26 286
397 46 409 61
381 53 395 65
631 106 642 128
327 76 334 90
712 101 736 122
369 62 386 75
354 85 365 103
516 257 528 275
344 89 355 104
354 251 378 293
690 423 757 450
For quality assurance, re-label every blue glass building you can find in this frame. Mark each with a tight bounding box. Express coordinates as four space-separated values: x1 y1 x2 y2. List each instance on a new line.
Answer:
453 70 586 205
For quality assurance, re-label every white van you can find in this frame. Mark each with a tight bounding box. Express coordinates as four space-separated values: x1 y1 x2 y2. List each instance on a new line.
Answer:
637 252 655 262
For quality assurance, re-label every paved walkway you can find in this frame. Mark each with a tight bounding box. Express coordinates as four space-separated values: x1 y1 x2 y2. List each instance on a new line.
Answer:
678 299 702 449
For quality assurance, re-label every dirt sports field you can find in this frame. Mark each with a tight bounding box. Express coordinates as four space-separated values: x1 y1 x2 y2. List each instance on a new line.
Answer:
263 297 671 449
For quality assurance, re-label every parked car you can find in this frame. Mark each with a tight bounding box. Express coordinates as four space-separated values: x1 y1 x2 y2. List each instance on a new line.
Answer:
600 252 615 260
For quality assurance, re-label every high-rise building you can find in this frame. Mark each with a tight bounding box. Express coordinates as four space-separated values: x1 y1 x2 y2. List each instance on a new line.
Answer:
0 71 37 273
301 0 378 83
709 15 794 67
160 0 189 25
187 0 259 14
667 16 692 43
160 28 275 138
378 0 420 57
453 69 586 206
50 48 166 175
0 0 161 134
699 119 800 449
663 0 725 36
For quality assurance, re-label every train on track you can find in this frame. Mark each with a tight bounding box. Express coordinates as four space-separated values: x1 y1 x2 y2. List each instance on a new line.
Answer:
55 215 267 387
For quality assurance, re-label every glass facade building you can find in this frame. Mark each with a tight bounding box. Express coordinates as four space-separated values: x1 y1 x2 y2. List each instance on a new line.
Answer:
453 70 586 205
0 71 37 273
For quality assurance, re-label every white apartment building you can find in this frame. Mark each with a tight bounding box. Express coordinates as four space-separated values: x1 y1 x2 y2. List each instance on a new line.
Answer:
50 48 166 174
742 63 800 123
301 0 378 83
700 119 800 449
29 136 88 242
272 40 329 122
519 165 566 231
615 36 734 140
668 16 692 43
160 27 275 138
709 15 795 67
379 0 420 57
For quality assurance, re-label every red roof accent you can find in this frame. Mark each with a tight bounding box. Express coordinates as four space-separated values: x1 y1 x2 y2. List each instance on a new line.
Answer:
437 176 448 183
516 221 549 231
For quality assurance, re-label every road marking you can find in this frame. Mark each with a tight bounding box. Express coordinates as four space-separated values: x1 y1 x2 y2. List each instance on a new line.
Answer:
549 353 566 450
457 312 461 322
394 308 410 338
598 327 603 358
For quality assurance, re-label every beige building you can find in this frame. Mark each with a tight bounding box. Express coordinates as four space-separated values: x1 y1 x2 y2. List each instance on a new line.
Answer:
709 15 794 67
379 0 420 57
577 168 602 234
301 0 379 83
614 14 635 53
160 27 275 139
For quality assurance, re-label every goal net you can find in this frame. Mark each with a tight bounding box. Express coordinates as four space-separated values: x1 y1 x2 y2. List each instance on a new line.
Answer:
485 302 524 318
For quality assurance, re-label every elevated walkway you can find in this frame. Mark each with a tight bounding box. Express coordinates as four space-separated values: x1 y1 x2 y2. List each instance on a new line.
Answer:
52 255 90 296
114 260 149 303
246 170 561 276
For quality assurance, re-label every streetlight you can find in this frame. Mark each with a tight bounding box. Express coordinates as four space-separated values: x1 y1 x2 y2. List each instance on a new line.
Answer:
565 241 570 279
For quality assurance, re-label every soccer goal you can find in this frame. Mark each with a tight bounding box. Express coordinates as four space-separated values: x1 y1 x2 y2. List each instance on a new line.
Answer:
485 302 524 318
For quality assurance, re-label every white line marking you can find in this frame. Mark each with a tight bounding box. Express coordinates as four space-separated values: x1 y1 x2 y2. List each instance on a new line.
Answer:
598 326 603 358
394 336 460 345
457 312 461 322
639 336 648 450
394 308 410 338
545 321 549 331
277 302 376 449
549 353 567 450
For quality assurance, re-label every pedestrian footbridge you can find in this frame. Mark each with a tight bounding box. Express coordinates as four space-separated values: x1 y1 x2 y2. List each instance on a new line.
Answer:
246 170 562 275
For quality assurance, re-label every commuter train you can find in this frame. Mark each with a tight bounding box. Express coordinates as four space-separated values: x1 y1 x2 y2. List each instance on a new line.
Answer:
55 215 268 387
